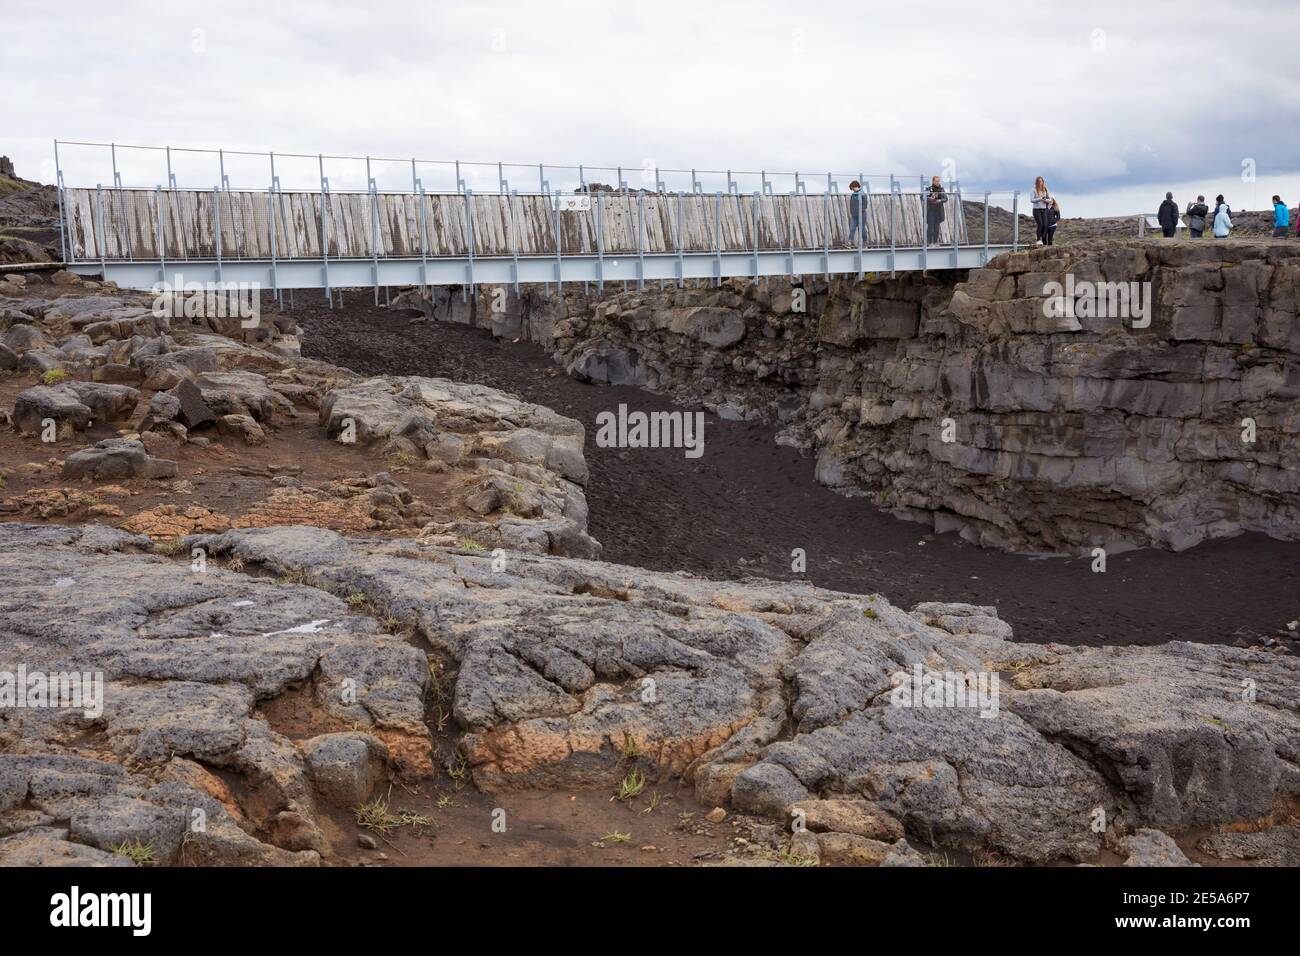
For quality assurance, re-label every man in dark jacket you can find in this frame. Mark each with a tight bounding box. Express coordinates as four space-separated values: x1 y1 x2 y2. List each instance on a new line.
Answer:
926 176 946 245
1185 196 1209 237
1157 192 1179 237
847 181 868 247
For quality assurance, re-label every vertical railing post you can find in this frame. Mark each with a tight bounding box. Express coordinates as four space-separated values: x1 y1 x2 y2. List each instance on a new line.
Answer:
508 189 519 295
713 191 722 287
554 189 564 293
268 185 279 305
53 140 68 264
595 189 605 292
822 184 830 279
463 188 476 302
166 145 176 188
213 185 223 285
319 154 332 307
888 175 897 278
1012 190 1020 251
952 184 961 267
270 154 282 309
636 191 645 290
416 178 430 289
675 191 684 288
156 185 166 284
368 173 381 305
921 182 929 271
786 189 796 277
95 184 107 278
983 190 990 265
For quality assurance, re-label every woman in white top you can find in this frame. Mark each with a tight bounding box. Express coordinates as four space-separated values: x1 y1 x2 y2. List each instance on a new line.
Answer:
1032 176 1052 246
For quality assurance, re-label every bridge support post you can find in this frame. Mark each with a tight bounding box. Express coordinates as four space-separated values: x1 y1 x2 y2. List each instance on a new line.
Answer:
674 192 684 289
463 189 476 302
983 191 990 265
508 189 520 295
268 186 279 305
595 191 605 292
553 191 564 294
636 193 645 290
213 185 223 286
417 179 430 290
888 175 897 278
1012 191 1020 251
713 191 722 287
951 183 960 269
319 158 332 308
156 186 166 285
368 175 381 306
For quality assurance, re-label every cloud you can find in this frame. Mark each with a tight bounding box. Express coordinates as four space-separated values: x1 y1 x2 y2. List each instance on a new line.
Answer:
2 0 1295 214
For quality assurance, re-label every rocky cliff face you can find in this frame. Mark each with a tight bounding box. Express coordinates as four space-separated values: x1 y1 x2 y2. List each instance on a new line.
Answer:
402 239 1300 553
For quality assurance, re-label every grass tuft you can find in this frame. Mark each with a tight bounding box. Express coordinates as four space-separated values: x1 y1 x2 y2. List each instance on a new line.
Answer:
113 838 155 866
612 769 646 803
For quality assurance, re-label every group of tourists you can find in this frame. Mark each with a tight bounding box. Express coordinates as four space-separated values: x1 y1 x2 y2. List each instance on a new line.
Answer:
844 174 1298 248
845 175 955 247
1158 192 1297 239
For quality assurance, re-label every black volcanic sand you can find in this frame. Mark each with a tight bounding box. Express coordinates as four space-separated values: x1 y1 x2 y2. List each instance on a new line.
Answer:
293 291 1300 648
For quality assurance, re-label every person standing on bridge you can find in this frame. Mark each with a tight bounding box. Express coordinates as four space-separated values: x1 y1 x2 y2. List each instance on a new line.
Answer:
1157 192 1180 237
926 176 947 245
1031 176 1052 246
848 181 868 246
1044 197 1061 245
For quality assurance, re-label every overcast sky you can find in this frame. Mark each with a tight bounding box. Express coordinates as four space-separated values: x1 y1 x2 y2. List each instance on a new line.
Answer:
3 0 1297 215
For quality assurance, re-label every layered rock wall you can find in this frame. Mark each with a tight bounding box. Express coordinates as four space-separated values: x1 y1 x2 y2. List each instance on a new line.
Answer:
403 239 1300 552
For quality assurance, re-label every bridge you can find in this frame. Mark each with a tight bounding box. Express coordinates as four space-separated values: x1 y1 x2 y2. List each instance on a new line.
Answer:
52 141 1023 299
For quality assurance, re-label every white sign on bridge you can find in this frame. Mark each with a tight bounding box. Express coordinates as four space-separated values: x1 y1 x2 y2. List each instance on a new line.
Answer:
555 194 592 212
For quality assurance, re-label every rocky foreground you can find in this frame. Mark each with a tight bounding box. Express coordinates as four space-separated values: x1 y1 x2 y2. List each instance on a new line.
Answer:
0 261 1298 867
2 519 1298 866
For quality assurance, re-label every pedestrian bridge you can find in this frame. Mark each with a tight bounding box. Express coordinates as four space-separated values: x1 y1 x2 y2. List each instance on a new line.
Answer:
54 141 1021 295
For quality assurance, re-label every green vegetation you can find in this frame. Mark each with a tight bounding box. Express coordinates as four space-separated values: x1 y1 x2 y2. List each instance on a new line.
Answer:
112 839 156 866
612 769 646 803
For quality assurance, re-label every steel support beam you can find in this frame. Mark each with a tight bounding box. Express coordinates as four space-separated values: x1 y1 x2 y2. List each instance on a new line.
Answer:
74 247 1014 292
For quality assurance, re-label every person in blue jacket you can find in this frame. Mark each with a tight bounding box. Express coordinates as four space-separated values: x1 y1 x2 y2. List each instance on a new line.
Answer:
1273 196 1290 238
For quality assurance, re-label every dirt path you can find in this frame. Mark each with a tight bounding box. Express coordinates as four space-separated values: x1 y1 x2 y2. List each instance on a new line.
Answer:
296 293 1300 649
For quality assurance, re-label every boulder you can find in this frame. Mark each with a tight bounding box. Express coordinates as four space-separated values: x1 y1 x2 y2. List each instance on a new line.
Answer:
62 438 177 480
302 733 389 808
1120 828 1197 867
170 377 215 429
10 385 92 435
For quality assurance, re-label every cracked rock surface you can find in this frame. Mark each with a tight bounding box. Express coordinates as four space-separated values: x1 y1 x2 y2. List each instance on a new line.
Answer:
188 524 1300 864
